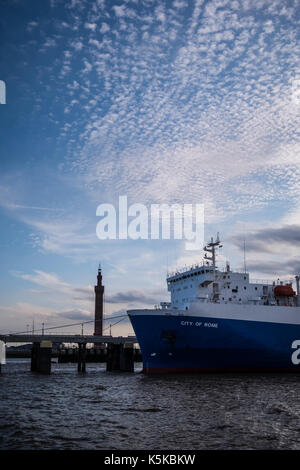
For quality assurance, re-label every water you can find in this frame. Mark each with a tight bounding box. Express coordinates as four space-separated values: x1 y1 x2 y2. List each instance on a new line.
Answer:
1 359 300 450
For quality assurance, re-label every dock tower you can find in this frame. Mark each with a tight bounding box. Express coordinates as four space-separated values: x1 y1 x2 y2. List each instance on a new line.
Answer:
94 266 104 336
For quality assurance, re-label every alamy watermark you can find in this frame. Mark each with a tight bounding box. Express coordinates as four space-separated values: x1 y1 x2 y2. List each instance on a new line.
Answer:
0 80 6 104
96 196 204 251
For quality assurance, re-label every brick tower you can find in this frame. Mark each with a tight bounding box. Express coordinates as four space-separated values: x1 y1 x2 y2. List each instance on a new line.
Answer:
94 266 104 336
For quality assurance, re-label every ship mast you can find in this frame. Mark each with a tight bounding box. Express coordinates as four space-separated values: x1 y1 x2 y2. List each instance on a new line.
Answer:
203 233 222 270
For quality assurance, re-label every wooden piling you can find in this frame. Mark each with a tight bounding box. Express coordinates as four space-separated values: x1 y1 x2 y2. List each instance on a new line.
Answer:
82 343 86 373
77 344 81 372
31 341 52 374
31 342 38 372
120 343 134 372
77 343 87 372
106 343 121 371
106 343 134 372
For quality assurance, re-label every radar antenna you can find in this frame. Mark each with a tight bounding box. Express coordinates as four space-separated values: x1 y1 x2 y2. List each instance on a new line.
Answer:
203 234 222 270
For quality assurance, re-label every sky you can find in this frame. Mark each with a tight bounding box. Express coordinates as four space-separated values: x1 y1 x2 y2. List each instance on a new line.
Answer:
0 0 299 336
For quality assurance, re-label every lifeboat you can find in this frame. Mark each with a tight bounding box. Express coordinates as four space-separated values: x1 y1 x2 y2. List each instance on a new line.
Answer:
274 285 295 297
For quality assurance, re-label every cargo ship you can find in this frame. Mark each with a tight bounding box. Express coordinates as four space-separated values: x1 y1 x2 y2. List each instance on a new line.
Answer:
128 235 300 373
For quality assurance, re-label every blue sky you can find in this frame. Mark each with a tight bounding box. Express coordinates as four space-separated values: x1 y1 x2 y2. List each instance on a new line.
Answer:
0 0 299 335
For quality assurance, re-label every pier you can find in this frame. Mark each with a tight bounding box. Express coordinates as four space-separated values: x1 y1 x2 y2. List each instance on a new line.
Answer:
0 334 138 374
0 268 142 374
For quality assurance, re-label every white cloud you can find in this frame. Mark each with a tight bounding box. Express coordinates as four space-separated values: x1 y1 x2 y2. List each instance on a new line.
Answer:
71 40 83 50
27 21 38 32
82 59 92 74
173 0 188 8
84 22 97 32
12 269 71 291
113 5 127 17
63 0 299 226
100 22 110 34
43 38 56 48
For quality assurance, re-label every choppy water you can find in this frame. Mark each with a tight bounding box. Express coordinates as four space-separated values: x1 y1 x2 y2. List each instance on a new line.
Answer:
1 359 300 450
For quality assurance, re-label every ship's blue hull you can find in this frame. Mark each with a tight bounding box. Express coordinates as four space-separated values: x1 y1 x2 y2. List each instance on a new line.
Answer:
129 313 300 373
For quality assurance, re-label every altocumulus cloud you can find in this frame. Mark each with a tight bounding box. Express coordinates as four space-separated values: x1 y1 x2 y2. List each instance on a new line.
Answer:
56 308 93 321
232 225 300 253
106 290 162 305
246 259 300 276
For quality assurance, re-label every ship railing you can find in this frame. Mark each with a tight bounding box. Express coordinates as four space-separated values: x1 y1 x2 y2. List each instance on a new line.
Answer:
250 278 274 285
218 270 294 286
250 278 294 286
167 262 207 278
167 267 295 288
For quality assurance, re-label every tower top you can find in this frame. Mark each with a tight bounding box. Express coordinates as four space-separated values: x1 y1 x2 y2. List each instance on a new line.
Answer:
96 265 103 287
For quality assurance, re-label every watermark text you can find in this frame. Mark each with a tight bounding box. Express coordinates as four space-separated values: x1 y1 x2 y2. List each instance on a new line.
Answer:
96 196 204 250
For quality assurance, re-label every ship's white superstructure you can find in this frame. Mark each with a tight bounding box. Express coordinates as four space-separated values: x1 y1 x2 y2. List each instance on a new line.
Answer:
164 235 299 311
